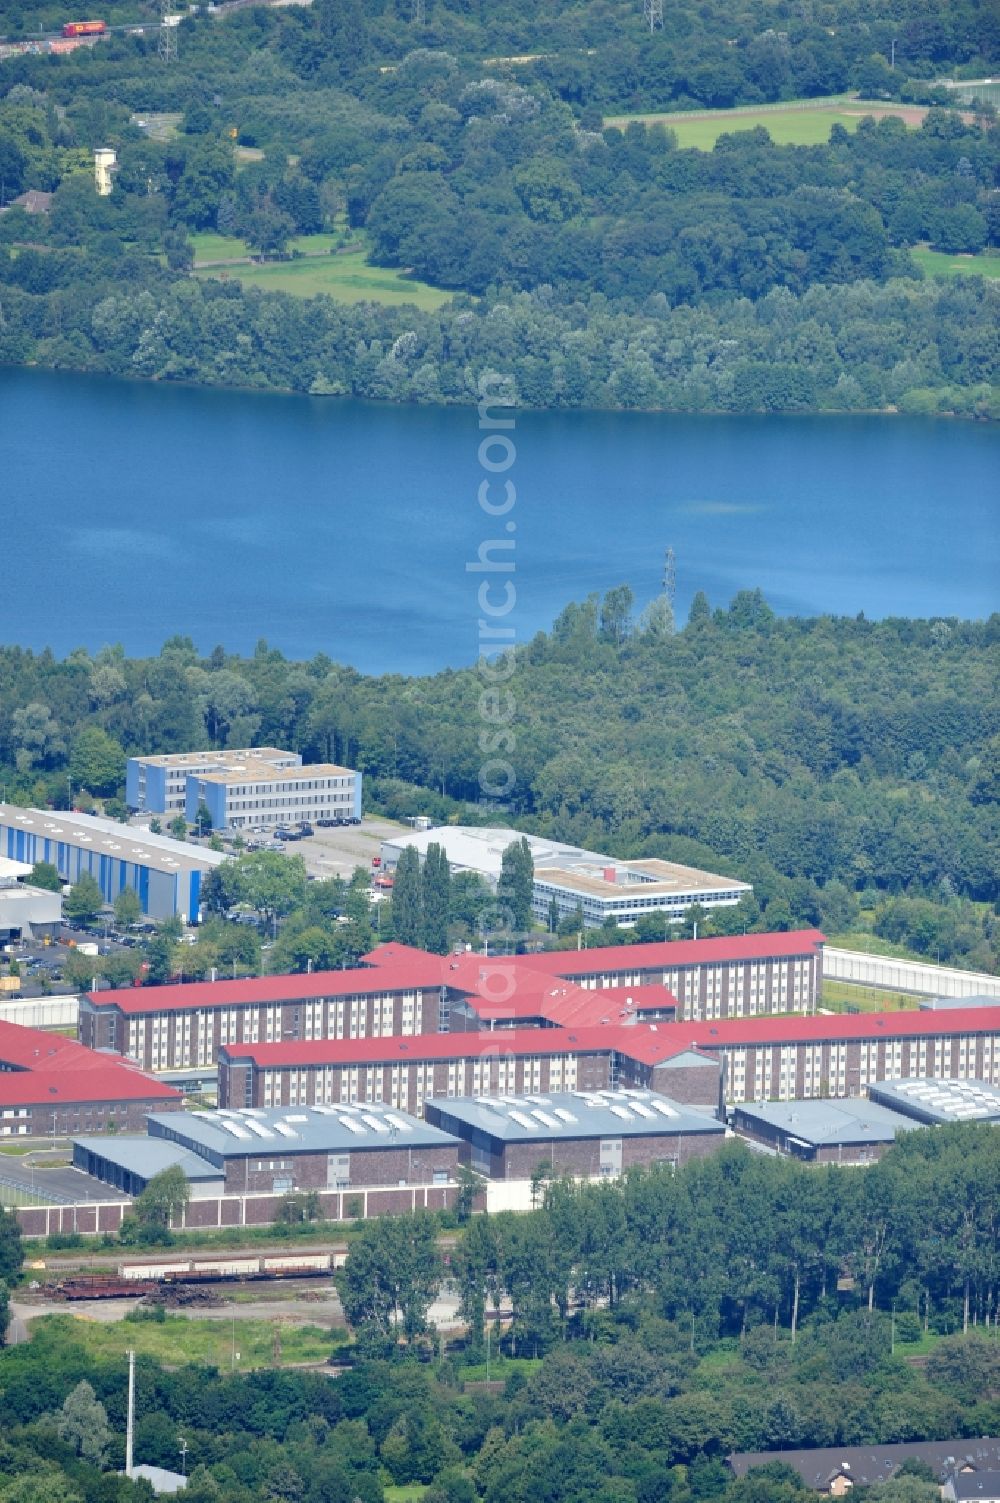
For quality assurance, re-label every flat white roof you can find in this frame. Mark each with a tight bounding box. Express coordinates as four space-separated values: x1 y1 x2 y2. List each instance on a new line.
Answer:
131 747 296 769
382 826 749 898
194 761 355 786
0 805 227 877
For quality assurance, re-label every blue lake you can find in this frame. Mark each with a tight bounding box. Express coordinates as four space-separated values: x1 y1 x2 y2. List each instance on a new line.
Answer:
1 368 997 674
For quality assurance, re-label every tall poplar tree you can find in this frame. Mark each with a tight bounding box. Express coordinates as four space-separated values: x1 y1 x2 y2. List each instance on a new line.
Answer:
392 846 423 946
421 842 451 955
498 837 534 935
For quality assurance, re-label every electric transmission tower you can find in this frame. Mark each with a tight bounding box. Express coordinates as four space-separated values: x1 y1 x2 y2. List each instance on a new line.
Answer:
643 0 663 31
411 0 425 24
662 546 676 609
157 0 178 63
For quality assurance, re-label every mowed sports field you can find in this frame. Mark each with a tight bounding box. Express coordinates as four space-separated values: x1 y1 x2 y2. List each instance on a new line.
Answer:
604 96 930 149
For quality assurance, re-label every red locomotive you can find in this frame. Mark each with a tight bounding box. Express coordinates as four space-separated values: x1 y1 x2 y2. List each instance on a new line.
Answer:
61 19 106 36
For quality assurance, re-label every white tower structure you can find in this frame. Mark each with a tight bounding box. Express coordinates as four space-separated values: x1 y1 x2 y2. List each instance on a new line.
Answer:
125 1348 135 1478
94 147 116 197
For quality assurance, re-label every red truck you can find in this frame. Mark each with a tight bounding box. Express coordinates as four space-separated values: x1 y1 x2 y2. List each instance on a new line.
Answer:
62 19 106 36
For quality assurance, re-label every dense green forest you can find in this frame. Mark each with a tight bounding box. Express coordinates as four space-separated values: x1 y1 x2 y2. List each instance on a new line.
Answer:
0 0 997 413
2 596 998 970
0 1125 998 1502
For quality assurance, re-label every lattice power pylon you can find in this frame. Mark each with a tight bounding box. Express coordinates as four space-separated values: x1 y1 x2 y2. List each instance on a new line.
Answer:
412 0 425 25
643 0 663 31
157 0 178 63
662 546 676 608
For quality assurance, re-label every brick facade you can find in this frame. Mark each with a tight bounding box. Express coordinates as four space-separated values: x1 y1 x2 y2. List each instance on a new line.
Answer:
81 982 443 1073
494 1130 723 1180
4 1093 183 1139
219 1142 461 1195
15 1180 472 1238
558 952 821 1021
715 1027 1000 1103
221 1043 612 1115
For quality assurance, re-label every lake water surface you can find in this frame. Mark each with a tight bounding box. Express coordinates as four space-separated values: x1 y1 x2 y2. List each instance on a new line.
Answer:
1 368 997 674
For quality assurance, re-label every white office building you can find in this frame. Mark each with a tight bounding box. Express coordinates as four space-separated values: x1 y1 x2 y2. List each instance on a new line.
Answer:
379 826 751 929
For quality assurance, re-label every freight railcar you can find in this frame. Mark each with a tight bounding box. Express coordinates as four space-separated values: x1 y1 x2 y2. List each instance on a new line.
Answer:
117 1251 340 1283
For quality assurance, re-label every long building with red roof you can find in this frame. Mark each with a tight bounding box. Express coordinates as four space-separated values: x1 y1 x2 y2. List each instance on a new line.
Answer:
83 929 826 1075
0 1020 181 1138
218 1004 1000 1115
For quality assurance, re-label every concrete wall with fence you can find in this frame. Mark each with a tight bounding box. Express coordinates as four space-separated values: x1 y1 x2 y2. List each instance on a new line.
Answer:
823 947 1000 1000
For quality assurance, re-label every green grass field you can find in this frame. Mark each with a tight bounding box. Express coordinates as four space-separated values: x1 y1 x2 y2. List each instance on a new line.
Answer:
31 1312 340 1369
911 246 1000 280
384 1487 429 1502
458 1355 541 1383
821 979 919 1014
195 243 451 309
605 98 921 150
191 231 347 263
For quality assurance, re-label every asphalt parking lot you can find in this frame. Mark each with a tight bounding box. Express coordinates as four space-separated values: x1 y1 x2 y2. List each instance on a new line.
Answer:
280 816 405 882
0 1152 113 1205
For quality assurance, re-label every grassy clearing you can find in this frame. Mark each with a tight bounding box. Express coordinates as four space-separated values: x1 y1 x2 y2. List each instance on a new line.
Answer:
911 246 1000 280
30 1312 341 1369
196 247 451 309
130 111 182 141
827 931 929 964
383 1488 429 1502
821 979 919 1014
605 98 920 149
191 231 347 263
458 1355 541 1383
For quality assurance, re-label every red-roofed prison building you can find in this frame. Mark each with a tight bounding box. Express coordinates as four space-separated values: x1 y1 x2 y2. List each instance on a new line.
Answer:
513 930 826 1022
220 1029 615 1115
218 1007 1000 1114
0 1020 181 1137
616 1008 1000 1103
81 929 825 1075
79 957 449 1072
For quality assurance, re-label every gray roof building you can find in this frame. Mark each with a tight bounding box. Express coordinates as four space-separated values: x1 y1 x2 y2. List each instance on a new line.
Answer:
425 1088 725 1179
945 1472 1000 1502
73 1135 224 1198
77 1102 462 1199
147 1103 458 1162
729 1438 1000 1494
733 1096 917 1162
427 1089 722 1143
868 1077 1000 1125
